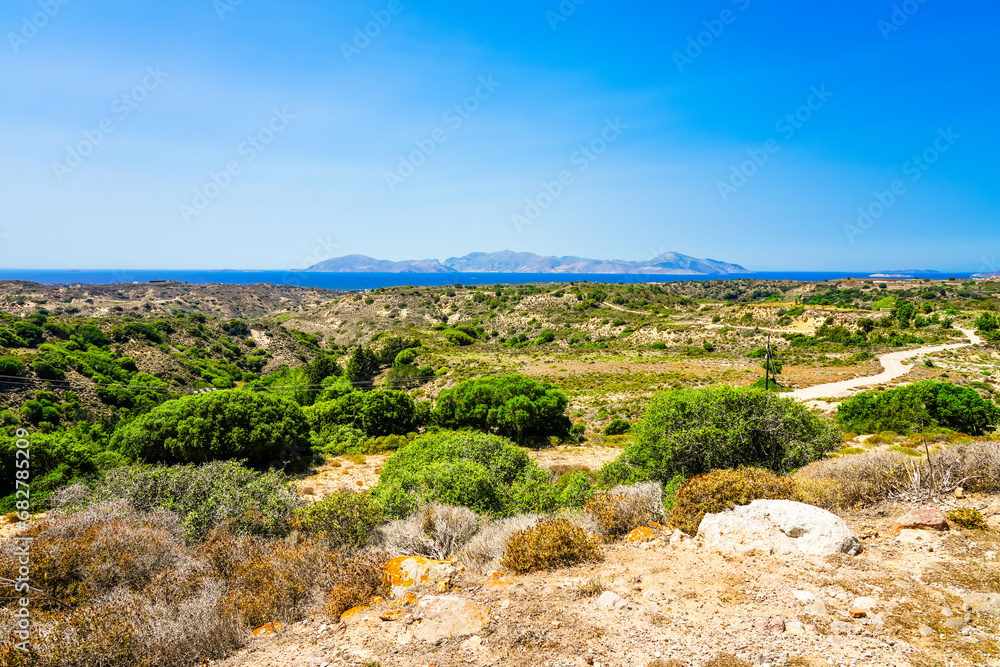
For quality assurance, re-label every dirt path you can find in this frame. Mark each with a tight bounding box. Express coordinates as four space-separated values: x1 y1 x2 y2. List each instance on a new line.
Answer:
790 328 982 401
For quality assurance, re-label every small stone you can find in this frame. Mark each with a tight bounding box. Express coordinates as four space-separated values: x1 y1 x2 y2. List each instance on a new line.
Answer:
849 607 868 618
830 635 846 648
942 607 953 617
963 592 1000 616
755 617 785 633
804 603 829 618
943 616 971 631
853 597 878 612
831 621 853 635
954 487 964 499
596 591 629 610
893 507 949 532
785 620 806 636
793 590 818 603
500 599 511 609
460 635 482 651
918 623 935 637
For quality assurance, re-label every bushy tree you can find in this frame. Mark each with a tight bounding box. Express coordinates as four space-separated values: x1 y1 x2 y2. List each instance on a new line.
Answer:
111 391 310 468
432 374 570 441
373 431 590 517
602 385 839 486
345 346 380 386
837 381 1000 435
361 389 416 436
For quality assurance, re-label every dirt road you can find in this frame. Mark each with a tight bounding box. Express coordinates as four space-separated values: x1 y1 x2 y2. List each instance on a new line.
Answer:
790 328 982 401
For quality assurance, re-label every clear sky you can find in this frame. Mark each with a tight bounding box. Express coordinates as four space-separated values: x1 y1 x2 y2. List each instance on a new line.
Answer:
1 0 997 272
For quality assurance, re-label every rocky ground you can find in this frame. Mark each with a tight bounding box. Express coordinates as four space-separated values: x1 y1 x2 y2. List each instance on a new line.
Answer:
213 493 1000 667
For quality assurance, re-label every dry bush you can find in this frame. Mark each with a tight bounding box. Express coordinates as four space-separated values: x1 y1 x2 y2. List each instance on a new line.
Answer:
669 468 799 535
573 576 607 598
795 450 912 508
500 518 603 574
370 503 480 559
0 501 190 609
796 441 1000 507
457 514 541 573
0 505 388 666
584 482 664 539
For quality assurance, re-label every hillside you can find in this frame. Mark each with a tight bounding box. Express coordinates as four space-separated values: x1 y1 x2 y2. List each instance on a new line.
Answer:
306 251 752 275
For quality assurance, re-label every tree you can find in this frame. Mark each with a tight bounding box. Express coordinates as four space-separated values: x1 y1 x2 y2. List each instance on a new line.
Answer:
361 390 416 436
345 346 380 386
111 391 311 468
432 374 570 441
857 318 875 334
602 386 840 486
837 381 1000 435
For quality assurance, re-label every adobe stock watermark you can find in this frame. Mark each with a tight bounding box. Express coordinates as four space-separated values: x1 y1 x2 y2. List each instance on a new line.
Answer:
214 0 243 21
281 235 340 286
716 85 833 202
384 75 501 192
51 66 169 183
511 117 628 234
12 427 32 652
546 0 586 31
843 127 960 244
673 0 751 73
8 0 71 54
878 0 930 41
179 108 295 224
340 0 403 63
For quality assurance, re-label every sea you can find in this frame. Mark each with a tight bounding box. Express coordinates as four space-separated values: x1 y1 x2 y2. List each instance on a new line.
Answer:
0 270 975 290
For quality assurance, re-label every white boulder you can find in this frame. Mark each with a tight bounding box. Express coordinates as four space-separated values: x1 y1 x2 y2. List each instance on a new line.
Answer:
697 500 861 557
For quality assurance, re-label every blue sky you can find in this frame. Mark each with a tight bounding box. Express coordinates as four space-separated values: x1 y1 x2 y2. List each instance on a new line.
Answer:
1 0 997 272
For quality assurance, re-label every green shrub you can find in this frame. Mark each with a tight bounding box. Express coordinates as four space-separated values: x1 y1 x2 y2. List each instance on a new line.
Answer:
500 518 603 573
111 391 310 468
604 419 631 436
295 490 385 550
361 390 415 436
0 356 26 376
669 467 799 535
947 508 988 530
84 460 300 542
432 374 570 441
604 385 839 486
373 431 560 517
837 381 1000 435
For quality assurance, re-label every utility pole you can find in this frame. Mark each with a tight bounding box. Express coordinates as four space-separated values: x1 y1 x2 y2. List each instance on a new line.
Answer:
764 332 771 390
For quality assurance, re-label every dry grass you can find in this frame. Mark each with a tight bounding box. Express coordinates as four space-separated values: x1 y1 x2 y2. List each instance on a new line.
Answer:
584 482 664 540
0 503 388 667
501 518 603 574
371 503 480 560
458 514 541 573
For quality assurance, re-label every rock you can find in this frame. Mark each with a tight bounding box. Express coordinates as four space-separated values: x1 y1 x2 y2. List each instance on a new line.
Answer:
954 487 965 499
792 590 817 603
803 603 829 618
852 597 877 612
668 529 690 548
917 623 935 637
893 507 949 532
384 556 464 598
697 500 862 557
625 526 656 543
411 596 490 643
460 635 482 651
849 607 868 618
596 590 630 610
962 592 1000 616
784 620 806 636
755 617 785 634
943 616 970 631
831 621 853 635
250 622 283 637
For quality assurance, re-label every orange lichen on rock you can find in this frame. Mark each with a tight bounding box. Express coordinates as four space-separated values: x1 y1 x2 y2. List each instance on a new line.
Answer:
625 526 656 543
250 622 283 637
383 556 462 597
340 605 372 621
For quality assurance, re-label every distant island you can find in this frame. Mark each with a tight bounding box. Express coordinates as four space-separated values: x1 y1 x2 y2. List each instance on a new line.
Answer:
306 251 751 275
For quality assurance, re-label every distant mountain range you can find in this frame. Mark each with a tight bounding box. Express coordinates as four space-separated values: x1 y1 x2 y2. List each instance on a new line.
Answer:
306 251 751 275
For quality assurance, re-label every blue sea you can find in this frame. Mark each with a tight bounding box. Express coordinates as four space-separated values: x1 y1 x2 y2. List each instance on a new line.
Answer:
0 270 975 290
